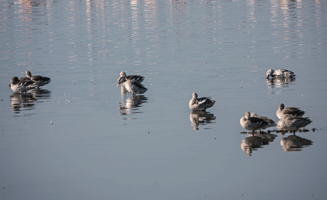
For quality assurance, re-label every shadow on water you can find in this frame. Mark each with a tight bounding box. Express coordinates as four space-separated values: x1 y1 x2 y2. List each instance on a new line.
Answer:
267 77 296 94
189 110 216 130
10 89 51 115
119 94 148 115
241 132 277 157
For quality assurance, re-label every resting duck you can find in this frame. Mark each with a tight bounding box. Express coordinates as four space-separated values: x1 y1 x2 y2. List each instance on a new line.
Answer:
240 111 271 133
277 116 312 133
266 69 295 79
9 77 36 94
276 103 305 119
189 92 215 111
26 70 51 89
117 76 147 96
250 112 276 128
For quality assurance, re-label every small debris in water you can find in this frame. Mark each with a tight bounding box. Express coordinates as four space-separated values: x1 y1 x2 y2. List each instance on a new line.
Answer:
240 131 247 134
66 100 70 103
312 128 317 132
302 129 309 132
58 101 60 103
50 120 53 125
240 85 242 88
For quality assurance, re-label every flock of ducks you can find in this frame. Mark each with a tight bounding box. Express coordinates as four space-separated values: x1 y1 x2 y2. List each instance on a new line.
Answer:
9 68 311 133
9 71 51 93
240 69 311 134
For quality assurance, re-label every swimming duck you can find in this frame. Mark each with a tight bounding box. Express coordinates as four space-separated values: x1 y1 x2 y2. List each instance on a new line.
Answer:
189 92 215 111
117 76 147 96
250 112 276 128
240 111 271 133
266 69 295 79
26 70 51 89
277 116 312 133
9 77 36 94
276 103 305 119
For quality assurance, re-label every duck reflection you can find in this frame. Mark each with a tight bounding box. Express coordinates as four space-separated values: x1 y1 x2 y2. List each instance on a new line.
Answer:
29 88 52 100
267 77 295 94
189 110 216 130
280 135 313 152
241 132 277 157
10 93 36 114
277 116 312 133
119 94 148 115
10 89 51 114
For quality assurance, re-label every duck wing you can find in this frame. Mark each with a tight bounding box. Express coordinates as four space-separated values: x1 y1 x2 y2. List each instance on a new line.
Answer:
127 75 145 83
32 75 51 82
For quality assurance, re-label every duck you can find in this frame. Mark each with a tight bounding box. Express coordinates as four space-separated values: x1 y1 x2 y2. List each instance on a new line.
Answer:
277 116 312 133
250 112 276 128
240 111 271 133
119 71 145 83
26 70 51 89
266 69 295 79
9 76 36 94
276 103 305 119
189 92 215 111
117 76 147 96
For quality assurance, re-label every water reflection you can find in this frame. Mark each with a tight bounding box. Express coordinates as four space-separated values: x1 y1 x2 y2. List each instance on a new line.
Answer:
267 77 296 94
119 94 148 115
189 110 216 130
10 89 51 114
11 93 36 114
30 89 51 101
280 135 313 152
241 132 277 157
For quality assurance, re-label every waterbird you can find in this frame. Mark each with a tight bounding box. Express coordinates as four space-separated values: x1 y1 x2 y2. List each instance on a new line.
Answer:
189 92 215 111
240 111 271 133
250 112 276 128
26 70 51 89
9 77 36 94
117 76 147 96
119 71 145 83
276 103 305 119
277 116 312 133
266 69 295 79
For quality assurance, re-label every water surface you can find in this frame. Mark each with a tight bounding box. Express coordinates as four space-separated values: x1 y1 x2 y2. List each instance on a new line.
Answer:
1 0 327 200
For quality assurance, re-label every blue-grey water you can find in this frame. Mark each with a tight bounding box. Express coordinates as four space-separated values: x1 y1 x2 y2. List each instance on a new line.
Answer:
1 0 327 199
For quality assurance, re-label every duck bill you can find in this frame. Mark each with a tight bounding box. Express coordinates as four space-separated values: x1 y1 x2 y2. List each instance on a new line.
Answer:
116 83 120 87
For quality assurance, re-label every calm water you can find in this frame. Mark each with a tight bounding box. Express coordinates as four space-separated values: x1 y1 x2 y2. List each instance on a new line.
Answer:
1 0 327 199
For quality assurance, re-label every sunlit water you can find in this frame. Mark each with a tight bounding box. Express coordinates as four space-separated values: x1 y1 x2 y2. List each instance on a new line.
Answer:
1 0 327 199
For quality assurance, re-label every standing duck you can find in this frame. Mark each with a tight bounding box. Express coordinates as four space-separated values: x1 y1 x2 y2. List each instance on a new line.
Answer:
250 112 276 128
189 92 215 111
9 77 36 94
240 111 271 133
266 69 295 79
117 76 147 96
26 70 51 89
277 116 312 133
276 103 305 119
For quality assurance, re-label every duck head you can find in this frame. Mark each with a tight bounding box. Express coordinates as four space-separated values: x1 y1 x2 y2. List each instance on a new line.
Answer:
266 69 274 79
